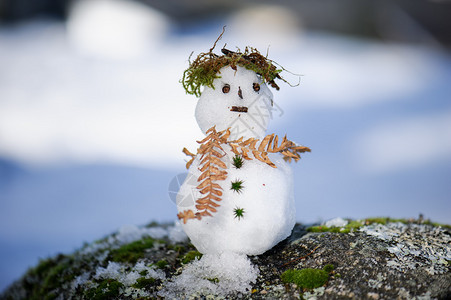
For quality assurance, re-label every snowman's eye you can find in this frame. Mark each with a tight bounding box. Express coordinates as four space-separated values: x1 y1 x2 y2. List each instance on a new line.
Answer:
253 83 260 92
222 84 230 94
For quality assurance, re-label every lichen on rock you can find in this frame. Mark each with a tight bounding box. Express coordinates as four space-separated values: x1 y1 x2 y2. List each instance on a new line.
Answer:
1 218 450 299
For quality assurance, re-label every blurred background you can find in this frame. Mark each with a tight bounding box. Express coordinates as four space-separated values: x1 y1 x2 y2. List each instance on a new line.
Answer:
1 0 450 292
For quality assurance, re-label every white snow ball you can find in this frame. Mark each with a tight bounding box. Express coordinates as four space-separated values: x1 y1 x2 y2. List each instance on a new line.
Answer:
195 65 273 140
178 148 295 255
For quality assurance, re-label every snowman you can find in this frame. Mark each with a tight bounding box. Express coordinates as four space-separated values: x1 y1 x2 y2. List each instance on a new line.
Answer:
176 46 309 256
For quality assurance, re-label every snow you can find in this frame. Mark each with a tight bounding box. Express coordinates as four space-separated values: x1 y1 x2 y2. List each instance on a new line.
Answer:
111 224 167 244
159 252 259 297
178 65 295 255
179 148 295 255
109 222 187 246
80 222 187 255
71 272 90 290
167 221 189 243
95 260 165 286
323 217 348 228
195 66 274 140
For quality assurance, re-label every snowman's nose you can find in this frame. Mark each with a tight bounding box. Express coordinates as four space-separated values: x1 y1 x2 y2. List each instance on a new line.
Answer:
238 87 243 99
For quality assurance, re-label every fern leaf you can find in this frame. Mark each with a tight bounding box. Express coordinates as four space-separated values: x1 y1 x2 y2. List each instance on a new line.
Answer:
182 147 196 169
179 126 310 224
197 171 210 182
178 210 196 224
249 139 259 150
258 134 274 152
209 156 228 169
196 178 211 189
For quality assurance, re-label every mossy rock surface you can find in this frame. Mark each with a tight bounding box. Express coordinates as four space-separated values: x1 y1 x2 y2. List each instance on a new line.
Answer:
2 219 450 299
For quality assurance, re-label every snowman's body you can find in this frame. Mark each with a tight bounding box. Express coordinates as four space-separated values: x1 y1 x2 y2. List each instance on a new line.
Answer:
177 66 296 255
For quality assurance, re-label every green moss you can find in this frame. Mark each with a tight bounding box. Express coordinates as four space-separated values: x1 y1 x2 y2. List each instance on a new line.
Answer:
422 220 451 229
281 268 329 290
145 221 159 228
181 29 289 97
365 217 389 225
156 259 168 269
323 264 334 273
306 218 421 234
182 250 202 264
346 220 364 230
93 235 110 245
84 279 124 300
207 277 220 283
25 254 78 299
174 245 186 253
307 226 331 233
41 260 73 292
44 292 58 300
132 277 156 289
109 237 155 264
32 257 58 277
328 227 343 233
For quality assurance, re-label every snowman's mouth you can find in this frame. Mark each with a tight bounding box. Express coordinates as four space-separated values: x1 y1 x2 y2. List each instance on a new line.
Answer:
230 106 248 113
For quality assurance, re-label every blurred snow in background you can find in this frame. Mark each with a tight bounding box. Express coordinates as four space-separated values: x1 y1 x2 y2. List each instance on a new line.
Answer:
1 0 451 291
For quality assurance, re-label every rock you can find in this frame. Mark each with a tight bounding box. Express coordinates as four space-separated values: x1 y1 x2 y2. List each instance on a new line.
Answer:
1 219 450 299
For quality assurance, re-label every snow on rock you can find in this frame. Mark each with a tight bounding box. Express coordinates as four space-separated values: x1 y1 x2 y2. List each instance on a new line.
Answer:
109 222 188 246
80 222 187 255
133 261 166 280
159 252 259 297
167 220 189 243
71 272 90 290
3 222 450 299
95 261 165 286
323 217 348 227
111 224 167 245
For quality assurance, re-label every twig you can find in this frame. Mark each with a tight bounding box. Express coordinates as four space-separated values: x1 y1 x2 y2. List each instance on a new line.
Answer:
210 26 226 54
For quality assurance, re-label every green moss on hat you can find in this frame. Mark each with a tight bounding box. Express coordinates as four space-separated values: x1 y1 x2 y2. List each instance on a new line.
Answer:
181 28 296 97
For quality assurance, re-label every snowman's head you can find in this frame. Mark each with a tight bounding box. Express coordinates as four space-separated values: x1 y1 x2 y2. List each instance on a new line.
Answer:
195 65 273 140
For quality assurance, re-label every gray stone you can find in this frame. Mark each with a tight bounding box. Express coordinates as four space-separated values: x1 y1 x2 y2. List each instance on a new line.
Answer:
1 220 450 299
